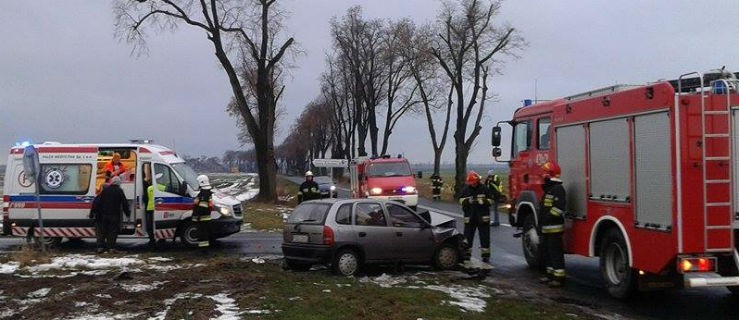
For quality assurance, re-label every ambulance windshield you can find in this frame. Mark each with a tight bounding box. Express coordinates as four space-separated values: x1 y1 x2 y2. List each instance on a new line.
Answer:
171 162 200 191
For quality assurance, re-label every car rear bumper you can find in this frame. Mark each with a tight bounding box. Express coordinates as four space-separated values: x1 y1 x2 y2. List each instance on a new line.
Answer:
210 217 242 238
282 243 333 263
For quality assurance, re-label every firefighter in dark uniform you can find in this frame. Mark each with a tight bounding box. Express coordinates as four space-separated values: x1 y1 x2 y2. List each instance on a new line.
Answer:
192 175 214 248
484 170 505 226
538 161 567 287
430 174 443 201
297 171 321 204
458 171 494 263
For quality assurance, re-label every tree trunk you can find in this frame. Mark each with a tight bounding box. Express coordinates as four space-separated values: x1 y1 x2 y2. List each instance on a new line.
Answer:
369 111 379 156
254 134 277 202
453 137 469 198
433 148 442 177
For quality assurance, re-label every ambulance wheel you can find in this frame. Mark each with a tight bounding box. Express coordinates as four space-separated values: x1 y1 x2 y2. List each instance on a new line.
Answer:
600 228 636 299
179 222 199 248
25 228 62 248
522 214 544 270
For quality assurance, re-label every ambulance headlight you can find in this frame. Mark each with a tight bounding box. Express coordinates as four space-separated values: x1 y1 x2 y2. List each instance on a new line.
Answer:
330 185 336 191
218 206 234 217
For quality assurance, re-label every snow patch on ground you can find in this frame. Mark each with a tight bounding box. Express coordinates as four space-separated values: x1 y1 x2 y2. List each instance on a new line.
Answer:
0 262 19 274
27 287 51 298
359 273 409 288
26 255 143 273
0 255 200 278
150 292 204 320
208 293 241 320
426 284 490 313
62 312 142 320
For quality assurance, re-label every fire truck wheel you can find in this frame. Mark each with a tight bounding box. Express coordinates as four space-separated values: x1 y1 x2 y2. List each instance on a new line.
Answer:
728 285 739 296
521 214 544 270
600 228 636 299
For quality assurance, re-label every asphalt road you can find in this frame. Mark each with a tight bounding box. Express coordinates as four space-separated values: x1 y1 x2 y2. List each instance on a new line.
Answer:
1 176 737 319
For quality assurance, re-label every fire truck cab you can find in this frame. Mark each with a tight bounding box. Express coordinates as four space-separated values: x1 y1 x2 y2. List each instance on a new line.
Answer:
349 155 418 210
2 142 243 246
493 69 739 298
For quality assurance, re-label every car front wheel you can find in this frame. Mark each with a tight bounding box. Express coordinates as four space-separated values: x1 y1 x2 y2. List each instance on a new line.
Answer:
434 242 460 270
333 249 361 276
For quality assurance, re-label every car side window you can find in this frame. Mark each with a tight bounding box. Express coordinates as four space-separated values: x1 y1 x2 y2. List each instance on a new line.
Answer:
355 203 387 227
386 203 425 228
335 204 352 225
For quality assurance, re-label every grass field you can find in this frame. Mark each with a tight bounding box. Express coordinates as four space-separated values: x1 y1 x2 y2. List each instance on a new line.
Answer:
0 252 599 319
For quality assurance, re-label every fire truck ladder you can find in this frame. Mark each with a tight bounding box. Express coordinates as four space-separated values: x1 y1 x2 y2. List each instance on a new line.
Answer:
690 75 736 253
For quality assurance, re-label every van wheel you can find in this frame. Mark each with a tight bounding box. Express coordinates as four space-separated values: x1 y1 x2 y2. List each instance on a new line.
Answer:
600 228 636 299
333 249 361 276
180 222 199 248
26 228 63 248
434 242 460 270
522 214 544 270
285 259 312 272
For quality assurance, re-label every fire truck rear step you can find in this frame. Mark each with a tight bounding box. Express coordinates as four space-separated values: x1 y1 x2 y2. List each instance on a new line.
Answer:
684 273 739 288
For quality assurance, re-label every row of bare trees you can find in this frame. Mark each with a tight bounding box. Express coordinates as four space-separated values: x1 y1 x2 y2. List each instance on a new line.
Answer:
280 0 524 195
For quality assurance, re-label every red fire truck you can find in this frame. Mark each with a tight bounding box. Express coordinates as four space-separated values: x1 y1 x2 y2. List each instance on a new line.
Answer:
492 69 739 298
349 155 418 210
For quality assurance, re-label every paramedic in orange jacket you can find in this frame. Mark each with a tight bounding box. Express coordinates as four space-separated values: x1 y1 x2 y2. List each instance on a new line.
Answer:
104 153 129 179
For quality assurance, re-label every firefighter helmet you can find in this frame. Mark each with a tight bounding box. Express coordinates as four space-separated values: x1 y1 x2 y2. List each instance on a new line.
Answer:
197 175 212 190
466 171 481 185
541 161 561 178
305 171 314 177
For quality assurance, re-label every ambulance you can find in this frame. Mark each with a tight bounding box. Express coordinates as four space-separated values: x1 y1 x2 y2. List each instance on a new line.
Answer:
1 142 243 246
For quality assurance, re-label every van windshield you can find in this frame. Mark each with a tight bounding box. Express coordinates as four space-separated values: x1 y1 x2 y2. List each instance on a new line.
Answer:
171 162 200 191
367 162 412 177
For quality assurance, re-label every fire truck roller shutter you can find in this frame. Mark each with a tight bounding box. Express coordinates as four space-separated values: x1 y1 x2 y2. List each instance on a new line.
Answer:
634 112 672 230
556 124 587 219
589 119 631 203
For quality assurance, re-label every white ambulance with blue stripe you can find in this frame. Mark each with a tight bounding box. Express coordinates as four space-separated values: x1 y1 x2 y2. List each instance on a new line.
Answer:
1 142 243 246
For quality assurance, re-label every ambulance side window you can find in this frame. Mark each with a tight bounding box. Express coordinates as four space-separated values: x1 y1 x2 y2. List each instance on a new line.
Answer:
538 118 551 150
512 120 532 155
38 164 93 195
153 164 182 194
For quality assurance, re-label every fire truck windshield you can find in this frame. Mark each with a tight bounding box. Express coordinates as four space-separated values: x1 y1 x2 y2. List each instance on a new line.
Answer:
367 162 412 177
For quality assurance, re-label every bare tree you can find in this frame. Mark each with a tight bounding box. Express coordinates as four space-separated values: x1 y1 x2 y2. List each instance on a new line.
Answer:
114 0 295 202
431 0 524 195
330 6 385 157
401 23 451 177
379 18 421 156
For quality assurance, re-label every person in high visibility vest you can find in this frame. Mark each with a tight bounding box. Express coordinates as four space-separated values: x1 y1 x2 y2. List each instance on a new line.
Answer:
430 174 443 201
146 173 166 245
297 171 321 204
192 175 214 248
458 171 494 263
538 161 567 288
484 170 505 227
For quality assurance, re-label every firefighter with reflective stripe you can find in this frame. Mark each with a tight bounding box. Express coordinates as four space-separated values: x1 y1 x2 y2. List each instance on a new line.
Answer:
538 161 567 287
430 174 443 201
484 170 505 227
192 175 214 248
458 171 494 263
297 171 321 204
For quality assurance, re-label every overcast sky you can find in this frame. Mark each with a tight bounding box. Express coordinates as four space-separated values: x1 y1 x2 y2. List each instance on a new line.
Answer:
1 1 738 166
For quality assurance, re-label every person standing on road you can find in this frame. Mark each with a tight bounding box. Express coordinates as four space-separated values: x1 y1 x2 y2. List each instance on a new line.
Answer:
297 171 321 204
458 171 494 263
484 170 505 227
430 174 443 201
192 175 214 248
146 173 166 246
92 176 130 254
538 161 567 288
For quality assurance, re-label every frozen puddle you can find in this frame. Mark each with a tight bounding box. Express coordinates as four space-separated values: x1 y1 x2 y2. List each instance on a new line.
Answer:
360 273 491 313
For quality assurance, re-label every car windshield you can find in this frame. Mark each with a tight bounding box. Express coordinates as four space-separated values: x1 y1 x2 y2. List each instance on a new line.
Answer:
287 203 331 224
367 162 412 177
171 162 200 191
313 176 332 184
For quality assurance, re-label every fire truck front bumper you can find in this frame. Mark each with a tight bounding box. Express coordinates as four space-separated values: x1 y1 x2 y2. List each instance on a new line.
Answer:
683 273 739 288
369 194 418 207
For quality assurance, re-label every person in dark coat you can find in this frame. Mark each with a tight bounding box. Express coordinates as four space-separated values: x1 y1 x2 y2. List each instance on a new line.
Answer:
92 176 130 253
458 171 494 263
297 171 321 204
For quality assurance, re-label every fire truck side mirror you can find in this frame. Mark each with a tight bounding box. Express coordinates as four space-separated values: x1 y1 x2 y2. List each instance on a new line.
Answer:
492 147 502 158
492 126 502 147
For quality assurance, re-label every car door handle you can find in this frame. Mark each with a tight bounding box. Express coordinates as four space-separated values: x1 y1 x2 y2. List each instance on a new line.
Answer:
358 232 367 237
396 232 403 237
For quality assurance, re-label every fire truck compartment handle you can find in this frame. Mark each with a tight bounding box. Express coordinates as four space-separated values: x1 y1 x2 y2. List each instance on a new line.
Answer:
523 174 529 183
